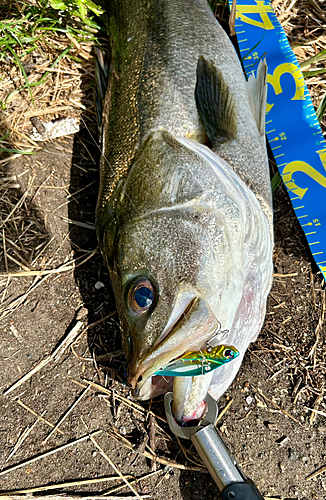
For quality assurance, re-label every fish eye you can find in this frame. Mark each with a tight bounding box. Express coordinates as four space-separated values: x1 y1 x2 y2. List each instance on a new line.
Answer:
223 348 234 360
127 277 155 314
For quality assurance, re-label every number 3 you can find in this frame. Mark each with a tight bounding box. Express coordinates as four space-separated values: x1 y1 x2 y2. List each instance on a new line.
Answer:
266 63 305 113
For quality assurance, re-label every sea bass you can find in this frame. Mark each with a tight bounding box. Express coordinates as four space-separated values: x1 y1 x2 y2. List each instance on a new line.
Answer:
96 0 274 422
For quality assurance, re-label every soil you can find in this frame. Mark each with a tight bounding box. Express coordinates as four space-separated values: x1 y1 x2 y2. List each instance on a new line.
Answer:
1 11 326 500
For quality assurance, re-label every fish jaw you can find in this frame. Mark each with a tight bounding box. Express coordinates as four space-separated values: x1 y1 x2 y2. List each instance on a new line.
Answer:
129 296 220 400
173 373 214 423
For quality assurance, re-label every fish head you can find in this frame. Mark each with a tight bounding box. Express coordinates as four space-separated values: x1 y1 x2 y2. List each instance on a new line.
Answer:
113 215 226 393
102 130 249 402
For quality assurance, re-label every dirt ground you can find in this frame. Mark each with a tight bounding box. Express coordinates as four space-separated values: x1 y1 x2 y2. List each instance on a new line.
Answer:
1 4 326 500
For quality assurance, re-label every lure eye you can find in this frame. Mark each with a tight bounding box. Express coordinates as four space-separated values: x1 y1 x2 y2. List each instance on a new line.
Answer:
223 348 235 360
127 277 155 314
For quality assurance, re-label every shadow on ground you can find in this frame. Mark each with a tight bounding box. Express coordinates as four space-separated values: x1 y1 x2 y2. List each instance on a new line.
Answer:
68 78 128 386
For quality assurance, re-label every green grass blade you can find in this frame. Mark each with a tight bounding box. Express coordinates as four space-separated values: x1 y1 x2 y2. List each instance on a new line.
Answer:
0 148 37 154
302 68 326 78
3 44 73 108
6 45 34 103
316 92 326 123
300 49 326 70
271 171 282 193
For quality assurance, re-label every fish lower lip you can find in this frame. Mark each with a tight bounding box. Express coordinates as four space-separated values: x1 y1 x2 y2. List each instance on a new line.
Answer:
130 297 219 397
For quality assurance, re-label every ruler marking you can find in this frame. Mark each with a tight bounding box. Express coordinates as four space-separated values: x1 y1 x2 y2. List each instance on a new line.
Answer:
233 0 326 282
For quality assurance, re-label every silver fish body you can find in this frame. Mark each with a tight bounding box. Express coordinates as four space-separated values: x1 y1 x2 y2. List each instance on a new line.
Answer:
97 0 273 421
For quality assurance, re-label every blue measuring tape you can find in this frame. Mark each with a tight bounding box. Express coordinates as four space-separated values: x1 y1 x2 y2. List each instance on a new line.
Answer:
229 0 326 281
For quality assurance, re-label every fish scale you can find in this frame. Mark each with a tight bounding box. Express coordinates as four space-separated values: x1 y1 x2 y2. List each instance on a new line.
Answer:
230 0 326 281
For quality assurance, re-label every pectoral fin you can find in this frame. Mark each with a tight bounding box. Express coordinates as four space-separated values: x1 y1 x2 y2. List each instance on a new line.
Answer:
247 59 267 136
195 56 238 145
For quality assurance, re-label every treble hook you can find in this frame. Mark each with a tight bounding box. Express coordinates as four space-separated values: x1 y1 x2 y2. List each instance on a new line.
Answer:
206 321 229 352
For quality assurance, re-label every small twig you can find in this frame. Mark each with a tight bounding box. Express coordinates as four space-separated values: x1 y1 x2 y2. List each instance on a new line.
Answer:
148 414 156 471
43 385 91 444
0 431 101 477
309 394 324 425
310 270 317 311
273 272 298 277
70 311 117 350
29 171 53 207
175 436 202 467
0 273 55 320
309 289 325 369
306 465 326 481
3 356 52 396
0 496 150 500
16 399 64 434
215 398 234 425
89 434 143 500
30 116 46 135
4 321 84 395
304 406 326 418
6 412 45 462
112 389 117 419
2 229 8 274
0 177 34 230
269 367 285 381
250 385 302 425
249 349 274 374
84 379 167 423
108 428 206 473
0 474 131 494
306 464 326 481
104 470 161 496
51 320 84 363
228 0 237 35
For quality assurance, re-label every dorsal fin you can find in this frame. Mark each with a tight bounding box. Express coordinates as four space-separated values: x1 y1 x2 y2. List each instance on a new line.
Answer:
195 55 238 145
247 59 267 136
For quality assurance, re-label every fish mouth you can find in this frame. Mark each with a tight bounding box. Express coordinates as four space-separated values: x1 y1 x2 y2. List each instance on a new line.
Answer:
129 296 220 399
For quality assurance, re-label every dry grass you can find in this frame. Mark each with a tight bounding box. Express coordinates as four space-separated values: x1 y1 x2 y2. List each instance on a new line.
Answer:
0 1 98 157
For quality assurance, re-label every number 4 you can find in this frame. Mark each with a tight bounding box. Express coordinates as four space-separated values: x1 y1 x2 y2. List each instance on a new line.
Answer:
236 1 274 30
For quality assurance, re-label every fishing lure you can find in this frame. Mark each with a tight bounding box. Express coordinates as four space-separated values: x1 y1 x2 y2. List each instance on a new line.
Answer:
155 345 239 377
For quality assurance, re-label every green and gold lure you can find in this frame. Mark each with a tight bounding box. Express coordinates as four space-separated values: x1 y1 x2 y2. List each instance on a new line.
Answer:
155 345 239 377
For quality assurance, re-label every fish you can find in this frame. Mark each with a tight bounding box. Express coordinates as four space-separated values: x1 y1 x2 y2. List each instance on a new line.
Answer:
95 0 274 422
